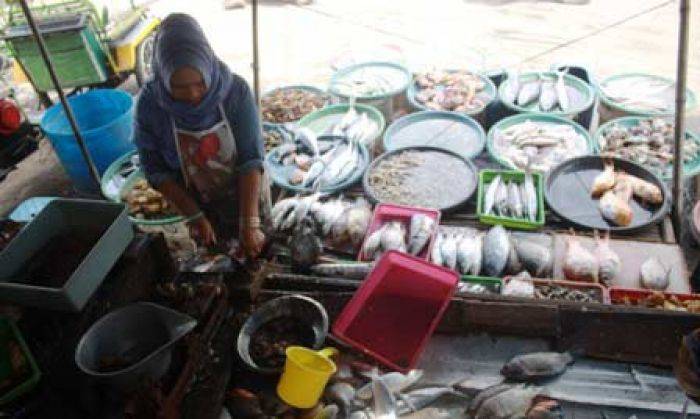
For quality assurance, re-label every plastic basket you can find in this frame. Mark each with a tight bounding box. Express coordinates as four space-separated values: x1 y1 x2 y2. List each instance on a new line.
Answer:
476 169 545 230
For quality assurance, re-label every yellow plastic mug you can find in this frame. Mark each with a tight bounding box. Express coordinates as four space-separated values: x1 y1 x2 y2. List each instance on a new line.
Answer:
276 346 338 408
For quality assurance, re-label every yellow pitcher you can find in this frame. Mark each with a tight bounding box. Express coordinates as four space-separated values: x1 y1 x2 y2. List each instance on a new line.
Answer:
276 346 338 408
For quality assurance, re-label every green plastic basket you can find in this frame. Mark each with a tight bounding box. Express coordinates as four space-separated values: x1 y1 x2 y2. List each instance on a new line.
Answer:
460 276 503 294
0 318 41 405
476 169 545 230
593 116 700 180
597 73 697 117
498 71 595 118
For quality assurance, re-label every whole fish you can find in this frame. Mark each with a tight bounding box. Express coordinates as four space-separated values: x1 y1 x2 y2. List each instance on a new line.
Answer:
457 234 482 275
272 197 298 231
310 262 374 279
640 257 670 291
289 218 322 270
505 239 522 274
396 387 465 416
594 230 621 285
517 78 542 107
563 235 598 283
514 239 552 277
357 369 423 400
327 382 356 416
303 160 326 187
315 199 346 236
431 232 444 266
501 352 574 381
555 70 569 112
381 221 407 253
441 233 459 270
507 181 523 218
520 183 530 220
495 181 509 217
524 171 537 222
502 69 520 104
372 376 397 419
619 172 663 204
292 193 321 227
345 198 373 248
482 225 510 277
599 190 633 226
483 175 502 215
296 127 320 157
591 160 615 197
362 224 387 260
539 80 558 111
468 384 513 417
474 384 541 419
408 214 435 255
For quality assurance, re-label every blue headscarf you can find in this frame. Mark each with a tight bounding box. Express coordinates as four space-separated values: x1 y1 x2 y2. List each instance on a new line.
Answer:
151 13 233 130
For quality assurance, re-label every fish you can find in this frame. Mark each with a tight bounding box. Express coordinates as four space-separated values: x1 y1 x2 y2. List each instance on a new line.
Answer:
594 230 621 285
495 181 509 217
431 232 444 266
501 352 574 381
291 193 321 227
272 197 298 231
505 239 522 274
599 190 633 226
381 221 407 253
514 239 552 277
396 387 465 416
289 218 322 271
275 143 297 164
526 397 564 419
539 80 558 111
468 384 513 417
524 171 537 222
507 181 524 218
357 369 423 400
315 199 347 236
622 173 663 205
372 376 398 419
640 257 670 290
310 262 374 279
408 214 435 255
563 234 598 283
502 69 520 104
483 175 502 215
555 70 569 112
591 160 616 197
457 233 483 275
516 78 542 107
474 384 541 419
296 127 320 157
362 225 387 260
482 225 510 276
441 233 458 270
302 160 326 187
327 382 356 416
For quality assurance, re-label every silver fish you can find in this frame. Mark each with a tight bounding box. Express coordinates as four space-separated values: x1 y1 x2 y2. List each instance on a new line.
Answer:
296 127 319 157
357 369 424 400
272 197 298 231
524 172 537 222
539 80 558 111
501 352 574 381
303 160 326 187
495 181 509 217
316 199 347 236
292 193 321 227
474 384 541 419
310 262 374 279
441 233 458 270
482 225 510 276
556 70 569 112
519 183 530 220
327 382 356 416
381 221 407 253
514 239 552 277
408 214 435 255
502 70 520 104
372 376 397 419
505 239 522 274
431 232 444 266
396 387 465 416
457 234 482 275
317 404 340 419
516 79 541 107
484 175 502 215
362 224 387 260
640 257 670 291
507 181 523 218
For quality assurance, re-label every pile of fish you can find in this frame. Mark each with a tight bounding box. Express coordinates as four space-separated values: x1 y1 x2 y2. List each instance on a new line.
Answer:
619 291 700 313
563 231 621 285
413 70 489 112
271 194 372 251
598 117 700 178
272 125 365 189
501 70 572 112
261 88 327 124
331 66 408 98
330 105 380 147
456 281 501 295
492 119 589 173
360 214 436 260
482 173 538 222
431 226 553 278
600 76 675 113
123 179 178 220
589 160 663 226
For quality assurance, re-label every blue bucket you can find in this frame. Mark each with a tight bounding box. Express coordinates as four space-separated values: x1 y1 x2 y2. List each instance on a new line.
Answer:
41 89 135 192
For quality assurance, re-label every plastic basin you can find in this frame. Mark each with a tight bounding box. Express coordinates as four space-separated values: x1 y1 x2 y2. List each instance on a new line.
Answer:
328 61 411 101
476 169 545 230
40 89 135 192
383 110 486 159
357 203 440 262
332 251 458 372
261 85 329 128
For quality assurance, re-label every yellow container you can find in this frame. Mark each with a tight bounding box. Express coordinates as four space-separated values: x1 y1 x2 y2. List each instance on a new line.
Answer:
276 346 338 408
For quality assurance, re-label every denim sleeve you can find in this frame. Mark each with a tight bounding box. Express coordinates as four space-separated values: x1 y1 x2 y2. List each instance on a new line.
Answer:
134 93 177 187
227 76 264 174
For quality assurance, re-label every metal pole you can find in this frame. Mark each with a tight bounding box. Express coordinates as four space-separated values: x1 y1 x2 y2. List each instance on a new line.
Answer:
18 0 102 189
672 0 690 235
251 0 261 106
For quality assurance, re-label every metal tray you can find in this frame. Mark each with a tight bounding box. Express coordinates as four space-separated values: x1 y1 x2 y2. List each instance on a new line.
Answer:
544 156 670 232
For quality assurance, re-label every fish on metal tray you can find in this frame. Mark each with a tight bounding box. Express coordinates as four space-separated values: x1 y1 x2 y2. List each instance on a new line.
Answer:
310 262 374 280
408 214 435 255
396 386 466 416
468 383 513 417
640 257 670 291
526 396 564 419
474 384 541 419
482 225 510 277
483 175 502 216
501 352 574 381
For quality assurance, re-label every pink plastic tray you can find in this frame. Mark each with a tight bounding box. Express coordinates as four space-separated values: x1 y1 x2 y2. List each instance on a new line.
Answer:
357 203 441 262
333 250 458 372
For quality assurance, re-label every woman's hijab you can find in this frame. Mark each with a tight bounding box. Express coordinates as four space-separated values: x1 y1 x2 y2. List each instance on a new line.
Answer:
151 13 232 130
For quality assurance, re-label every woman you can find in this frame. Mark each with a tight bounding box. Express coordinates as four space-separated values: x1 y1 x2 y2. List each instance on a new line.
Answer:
135 13 266 257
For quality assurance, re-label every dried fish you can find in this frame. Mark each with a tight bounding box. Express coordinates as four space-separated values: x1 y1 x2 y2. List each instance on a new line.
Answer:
535 283 601 303
563 234 598 283
590 160 616 197
640 257 670 291
501 352 573 381
124 179 178 220
620 291 700 313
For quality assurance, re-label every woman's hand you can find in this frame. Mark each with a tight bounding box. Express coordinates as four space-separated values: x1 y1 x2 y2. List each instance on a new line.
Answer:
241 226 265 258
188 215 217 246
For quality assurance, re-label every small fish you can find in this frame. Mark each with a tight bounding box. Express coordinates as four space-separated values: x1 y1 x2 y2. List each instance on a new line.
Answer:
507 181 523 219
327 382 356 416
475 384 541 419
514 239 552 277
524 171 537 222
563 234 598 283
408 214 436 255
310 262 374 279
516 78 542 107
362 225 387 260
296 127 320 157
482 225 510 277
591 160 616 198
495 181 509 217
640 257 670 291
555 70 570 112
381 221 407 253
441 233 459 270
594 230 621 285
502 69 520 104
501 352 574 381
484 175 502 215
372 376 398 419
396 387 465 416
431 232 444 266
457 233 483 275
302 160 325 187
599 190 633 226
539 80 558 111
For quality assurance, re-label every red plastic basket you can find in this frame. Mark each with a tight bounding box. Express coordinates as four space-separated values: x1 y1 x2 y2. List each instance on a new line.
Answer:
333 251 458 372
357 203 440 262
610 287 700 307
503 277 610 304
